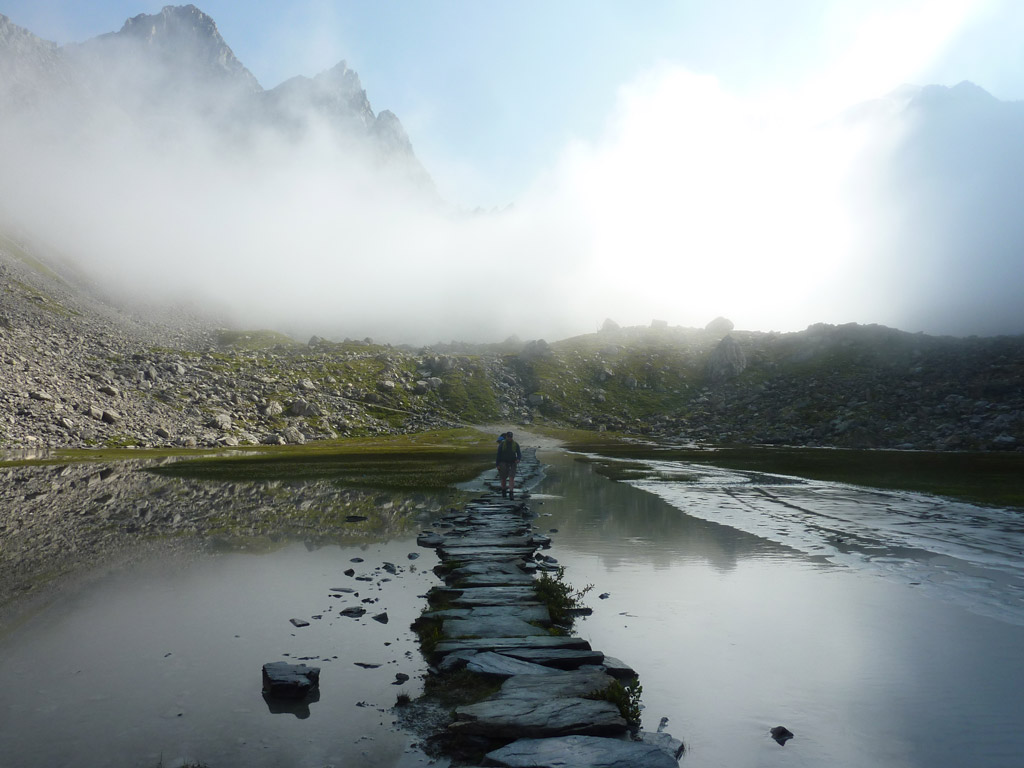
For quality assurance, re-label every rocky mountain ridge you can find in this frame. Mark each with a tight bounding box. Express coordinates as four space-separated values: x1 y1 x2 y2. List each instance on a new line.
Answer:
2 235 1021 454
0 5 429 184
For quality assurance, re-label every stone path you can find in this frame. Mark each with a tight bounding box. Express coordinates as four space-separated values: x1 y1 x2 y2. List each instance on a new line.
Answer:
414 447 684 766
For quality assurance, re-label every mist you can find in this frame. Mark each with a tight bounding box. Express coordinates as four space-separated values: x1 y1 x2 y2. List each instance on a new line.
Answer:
2 11 1023 344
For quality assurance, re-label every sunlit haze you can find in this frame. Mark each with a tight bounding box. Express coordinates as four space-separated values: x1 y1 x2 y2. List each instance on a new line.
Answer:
2 0 1023 343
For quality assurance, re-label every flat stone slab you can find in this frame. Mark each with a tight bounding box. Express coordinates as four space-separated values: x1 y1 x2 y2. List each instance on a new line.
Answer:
433 635 591 658
500 648 606 670
442 616 550 639
497 669 618 700
453 572 537 587
424 605 551 624
433 586 539 606
452 697 626 738
485 735 681 768
440 546 538 559
441 535 534 547
450 561 531 577
599 655 638 680
464 652 565 678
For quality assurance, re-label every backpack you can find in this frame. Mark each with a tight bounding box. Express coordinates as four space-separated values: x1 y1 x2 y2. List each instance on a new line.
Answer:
498 439 518 462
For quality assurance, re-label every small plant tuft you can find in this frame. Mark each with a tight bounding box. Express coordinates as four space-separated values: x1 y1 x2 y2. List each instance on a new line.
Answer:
534 566 592 627
587 679 643 727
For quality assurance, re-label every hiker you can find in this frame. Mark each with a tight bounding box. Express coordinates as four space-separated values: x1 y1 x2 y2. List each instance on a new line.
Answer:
496 430 521 499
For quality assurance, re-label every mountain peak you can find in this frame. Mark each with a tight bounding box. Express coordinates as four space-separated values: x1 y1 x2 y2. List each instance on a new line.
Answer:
102 4 260 93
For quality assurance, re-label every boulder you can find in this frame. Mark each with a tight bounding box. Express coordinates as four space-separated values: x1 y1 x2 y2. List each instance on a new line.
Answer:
261 661 320 700
705 316 735 334
261 401 284 417
209 413 232 430
281 426 306 445
705 335 746 382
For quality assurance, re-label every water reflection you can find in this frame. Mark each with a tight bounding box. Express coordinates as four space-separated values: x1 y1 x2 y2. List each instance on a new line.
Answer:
0 458 459 610
0 540 442 768
535 450 804 572
535 449 1024 768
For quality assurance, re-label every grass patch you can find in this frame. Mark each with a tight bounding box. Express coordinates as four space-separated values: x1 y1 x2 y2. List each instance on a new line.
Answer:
216 328 299 350
422 669 502 707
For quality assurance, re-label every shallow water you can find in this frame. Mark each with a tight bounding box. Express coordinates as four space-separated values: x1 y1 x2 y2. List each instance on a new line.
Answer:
0 537 443 768
535 450 1024 768
3 449 1024 767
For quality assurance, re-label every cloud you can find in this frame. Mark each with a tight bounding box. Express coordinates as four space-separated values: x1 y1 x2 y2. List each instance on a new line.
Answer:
2 2 1020 343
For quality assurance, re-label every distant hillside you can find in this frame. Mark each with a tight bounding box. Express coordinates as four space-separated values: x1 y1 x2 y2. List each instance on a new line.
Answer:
2 232 1022 452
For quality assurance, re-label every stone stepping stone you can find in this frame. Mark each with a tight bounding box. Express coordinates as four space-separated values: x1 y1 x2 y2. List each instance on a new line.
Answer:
499 648 606 670
497 669 618 700
451 572 537 587
485 735 681 768
432 586 539 607
464 651 564 678
599 655 638 680
440 547 537 560
450 561 531 577
424 605 551 625
442 615 550 639
451 697 626 738
433 635 591 657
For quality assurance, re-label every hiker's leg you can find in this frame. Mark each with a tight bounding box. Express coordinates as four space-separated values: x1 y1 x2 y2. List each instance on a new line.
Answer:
509 465 517 498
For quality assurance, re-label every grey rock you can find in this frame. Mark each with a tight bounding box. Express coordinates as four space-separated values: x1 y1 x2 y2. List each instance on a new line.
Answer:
261 400 284 417
209 413 232 430
262 661 320 700
281 426 306 444
442 616 550 639
705 335 746 381
29 390 52 401
497 669 618 700
499 647 605 670
639 730 686 759
452 697 626 738
465 652 564 678
486 735 680 768
101 409 120 424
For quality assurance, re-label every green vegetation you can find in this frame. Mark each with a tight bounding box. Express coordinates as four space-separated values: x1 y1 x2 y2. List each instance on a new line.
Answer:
438 364 501 422
564 440 1024 509
422 668 502 707
534 566 593 627
146 428 496 490
216 328 299 350
586 679 644 728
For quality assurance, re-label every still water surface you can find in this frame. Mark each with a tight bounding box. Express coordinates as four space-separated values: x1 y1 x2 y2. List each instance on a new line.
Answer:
536 450 1024 768
2 448 1023 767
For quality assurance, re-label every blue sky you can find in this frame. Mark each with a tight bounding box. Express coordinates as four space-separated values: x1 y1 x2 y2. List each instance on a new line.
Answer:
5 1 1024 208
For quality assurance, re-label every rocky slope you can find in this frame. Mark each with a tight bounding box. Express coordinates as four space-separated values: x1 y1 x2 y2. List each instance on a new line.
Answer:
2 234 1022 453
